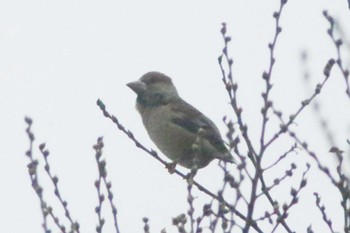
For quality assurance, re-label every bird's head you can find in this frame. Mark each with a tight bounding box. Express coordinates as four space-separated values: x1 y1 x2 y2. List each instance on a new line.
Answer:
127 72 179 112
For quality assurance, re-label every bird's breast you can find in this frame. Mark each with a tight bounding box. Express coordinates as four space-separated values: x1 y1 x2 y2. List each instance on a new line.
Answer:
140 105 194 162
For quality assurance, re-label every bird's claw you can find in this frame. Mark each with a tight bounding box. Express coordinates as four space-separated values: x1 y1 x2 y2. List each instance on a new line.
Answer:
185 166 198 184
165 162 177 174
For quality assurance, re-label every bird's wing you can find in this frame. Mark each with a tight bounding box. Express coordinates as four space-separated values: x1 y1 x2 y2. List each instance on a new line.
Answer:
169 100 228 154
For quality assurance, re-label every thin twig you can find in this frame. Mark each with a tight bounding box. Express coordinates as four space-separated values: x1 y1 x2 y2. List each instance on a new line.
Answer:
93 137 121 233
39 143 80 233
323 10 350 99
24 117 52 233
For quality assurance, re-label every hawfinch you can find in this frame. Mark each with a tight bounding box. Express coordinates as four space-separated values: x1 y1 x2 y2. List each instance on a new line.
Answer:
127 72 235 169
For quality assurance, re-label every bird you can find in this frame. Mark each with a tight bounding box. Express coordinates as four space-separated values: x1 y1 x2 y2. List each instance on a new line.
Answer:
127 71 235 169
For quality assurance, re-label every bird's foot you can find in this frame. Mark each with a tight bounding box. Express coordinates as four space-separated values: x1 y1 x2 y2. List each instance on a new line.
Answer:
165 162 177 174
185 166 198 184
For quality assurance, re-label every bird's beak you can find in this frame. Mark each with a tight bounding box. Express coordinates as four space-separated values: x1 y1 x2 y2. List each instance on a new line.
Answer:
127 80 147 95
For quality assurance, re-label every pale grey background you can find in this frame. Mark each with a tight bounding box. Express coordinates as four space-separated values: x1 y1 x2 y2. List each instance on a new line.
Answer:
1 0 349 232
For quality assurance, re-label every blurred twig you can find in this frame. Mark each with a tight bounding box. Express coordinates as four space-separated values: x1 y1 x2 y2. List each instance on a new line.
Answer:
323 11 350 99
300 51 336 147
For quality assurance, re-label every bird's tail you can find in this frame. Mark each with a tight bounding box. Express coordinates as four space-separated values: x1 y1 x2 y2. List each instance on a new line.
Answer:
220 152 236 164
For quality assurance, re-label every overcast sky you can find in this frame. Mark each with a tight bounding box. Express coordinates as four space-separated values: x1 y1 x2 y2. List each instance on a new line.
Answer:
1 0 350 232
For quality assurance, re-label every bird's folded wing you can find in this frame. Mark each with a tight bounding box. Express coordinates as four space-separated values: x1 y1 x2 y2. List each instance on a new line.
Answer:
170 100 228 154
